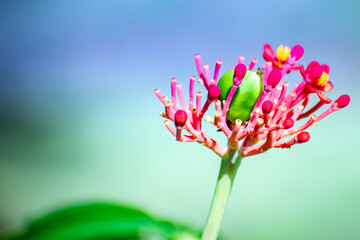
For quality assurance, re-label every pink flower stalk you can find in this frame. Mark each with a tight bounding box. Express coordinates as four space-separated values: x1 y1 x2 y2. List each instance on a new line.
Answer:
154 44 350 158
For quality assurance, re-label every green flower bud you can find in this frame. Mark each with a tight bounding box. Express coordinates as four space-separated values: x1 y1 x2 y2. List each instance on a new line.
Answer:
217 69 263 123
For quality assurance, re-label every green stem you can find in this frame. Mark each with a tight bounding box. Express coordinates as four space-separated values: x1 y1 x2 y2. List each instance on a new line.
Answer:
201 150 243 240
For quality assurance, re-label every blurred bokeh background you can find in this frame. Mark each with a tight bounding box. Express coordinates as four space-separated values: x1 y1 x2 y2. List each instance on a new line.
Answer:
0 0 359 239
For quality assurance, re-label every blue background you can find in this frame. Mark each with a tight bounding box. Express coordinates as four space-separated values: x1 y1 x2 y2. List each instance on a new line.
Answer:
0 1 359 239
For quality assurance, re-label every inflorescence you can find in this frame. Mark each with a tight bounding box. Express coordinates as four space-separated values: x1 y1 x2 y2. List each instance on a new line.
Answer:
154 44 350 158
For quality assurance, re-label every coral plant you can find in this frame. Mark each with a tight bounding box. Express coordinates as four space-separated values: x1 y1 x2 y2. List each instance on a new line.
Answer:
154 44 350 240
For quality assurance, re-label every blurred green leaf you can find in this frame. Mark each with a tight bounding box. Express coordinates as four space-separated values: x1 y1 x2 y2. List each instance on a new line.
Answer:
2 202 199 240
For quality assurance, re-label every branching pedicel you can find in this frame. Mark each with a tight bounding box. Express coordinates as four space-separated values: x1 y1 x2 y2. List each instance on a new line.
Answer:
154 44 350 240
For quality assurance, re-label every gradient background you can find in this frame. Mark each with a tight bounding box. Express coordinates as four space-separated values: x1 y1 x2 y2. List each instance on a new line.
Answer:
0 0 359 239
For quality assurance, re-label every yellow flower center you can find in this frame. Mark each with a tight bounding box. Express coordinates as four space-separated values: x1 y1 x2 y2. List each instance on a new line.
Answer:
276 45 291 62
317 72 329 86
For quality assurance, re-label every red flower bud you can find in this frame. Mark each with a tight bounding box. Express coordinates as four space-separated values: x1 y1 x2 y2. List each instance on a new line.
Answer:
174 110 187 127
297 132 310 143
262 100 273 114
208 85 221 102
282 118 294 129
267 69 282 88
334 94 350 108
233 64 247 86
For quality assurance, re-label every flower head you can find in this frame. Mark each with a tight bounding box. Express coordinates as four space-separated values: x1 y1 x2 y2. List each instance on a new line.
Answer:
299 61 333 103
263 44 304 72
155 45 350 158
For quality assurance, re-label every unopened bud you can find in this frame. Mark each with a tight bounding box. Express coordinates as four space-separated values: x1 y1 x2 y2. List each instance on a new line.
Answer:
233 64 247 86
334 94 350 108
282 118 294 129
174 110 187 127
267 69 282 88
262 100 273 114
208 85 221 102
297 132 310 143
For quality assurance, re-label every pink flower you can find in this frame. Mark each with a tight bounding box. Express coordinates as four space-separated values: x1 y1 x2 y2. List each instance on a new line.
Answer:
263 44 304 73
155 45 350 157
299 61 333 103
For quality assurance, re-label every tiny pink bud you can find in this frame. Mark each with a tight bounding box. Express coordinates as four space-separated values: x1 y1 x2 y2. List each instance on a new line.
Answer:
297 132 310 143
174 110 187 127
262 100 273 114
208 85 221 102
282 118 294 129
233 64 247 86
290 45 304 61
334 94 350 108
267 69 283 88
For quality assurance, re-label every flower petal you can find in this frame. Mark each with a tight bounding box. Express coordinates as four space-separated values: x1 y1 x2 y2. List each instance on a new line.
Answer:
317 90 332 104
289 45 304 61
321 64 330 74
308 65 323 80
320 81 333 92
306 61 320 74
263 44 276 62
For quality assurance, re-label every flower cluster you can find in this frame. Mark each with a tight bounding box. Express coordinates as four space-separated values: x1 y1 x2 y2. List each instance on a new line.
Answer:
154 44 350 158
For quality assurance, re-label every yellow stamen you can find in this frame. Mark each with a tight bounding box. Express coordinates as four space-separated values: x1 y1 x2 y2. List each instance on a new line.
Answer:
317 72 329 86
276 44 291 62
